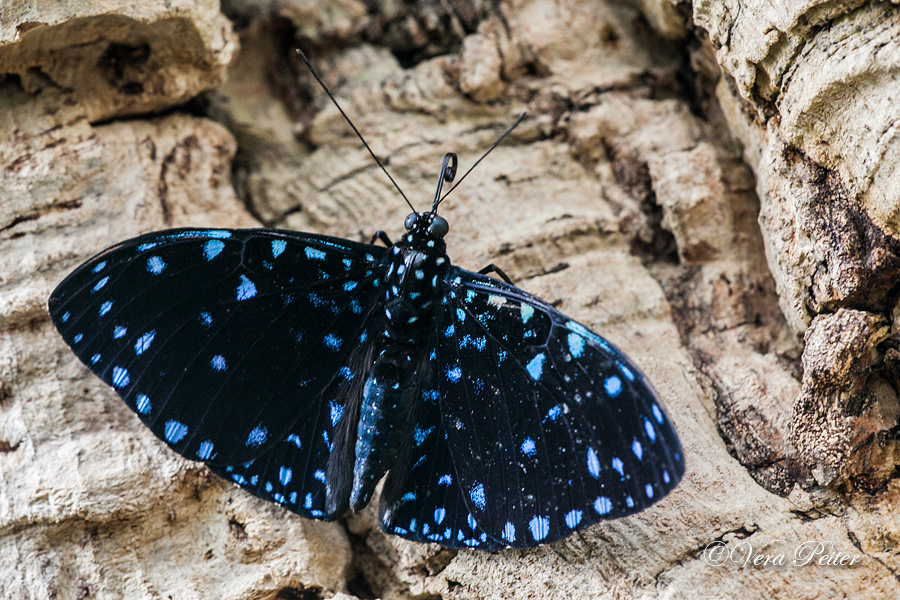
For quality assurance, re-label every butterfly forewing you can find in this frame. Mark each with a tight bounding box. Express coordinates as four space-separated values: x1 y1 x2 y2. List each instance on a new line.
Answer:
48 229 388 470
432 268 684 548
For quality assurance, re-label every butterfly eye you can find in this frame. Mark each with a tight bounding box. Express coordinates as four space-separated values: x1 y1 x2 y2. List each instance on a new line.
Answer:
404 213 419 231
428 216 449 238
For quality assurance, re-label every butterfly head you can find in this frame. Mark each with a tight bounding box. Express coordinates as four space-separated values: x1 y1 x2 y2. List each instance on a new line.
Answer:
403 211 449 249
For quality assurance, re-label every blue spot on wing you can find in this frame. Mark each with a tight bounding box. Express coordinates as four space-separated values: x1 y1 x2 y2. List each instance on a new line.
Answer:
236 275 257 301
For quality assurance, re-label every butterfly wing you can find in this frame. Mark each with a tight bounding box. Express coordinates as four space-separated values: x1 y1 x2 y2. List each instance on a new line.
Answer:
378 339 502 549
48 228 388 518
428 267 684 548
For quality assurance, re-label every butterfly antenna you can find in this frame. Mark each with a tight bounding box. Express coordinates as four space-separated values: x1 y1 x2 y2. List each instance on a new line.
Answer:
435 111 527 209
295 48 416 213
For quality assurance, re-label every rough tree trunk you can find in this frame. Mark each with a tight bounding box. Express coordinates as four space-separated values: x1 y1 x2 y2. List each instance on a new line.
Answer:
2 0 899 598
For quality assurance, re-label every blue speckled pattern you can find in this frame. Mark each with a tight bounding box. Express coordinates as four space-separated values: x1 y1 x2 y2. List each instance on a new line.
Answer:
48 222 683 550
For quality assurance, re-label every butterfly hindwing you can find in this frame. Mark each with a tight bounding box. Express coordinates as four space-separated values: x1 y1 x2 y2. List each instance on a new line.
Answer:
432 268 684 548
378 339 501 549
48 228 388 473
206 328 381 520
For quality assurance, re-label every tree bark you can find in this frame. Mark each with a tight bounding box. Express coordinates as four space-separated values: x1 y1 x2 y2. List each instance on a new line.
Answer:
2 0 898 598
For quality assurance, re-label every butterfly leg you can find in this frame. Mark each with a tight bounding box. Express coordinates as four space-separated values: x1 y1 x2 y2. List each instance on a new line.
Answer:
478 264 513 284
369 231 394 247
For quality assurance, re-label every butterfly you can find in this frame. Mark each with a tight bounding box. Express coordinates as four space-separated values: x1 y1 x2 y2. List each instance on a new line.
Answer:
47 146 683 550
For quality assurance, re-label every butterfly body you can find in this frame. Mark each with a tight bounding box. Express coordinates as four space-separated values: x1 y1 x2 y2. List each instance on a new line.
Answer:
48 154 684 550
347 218 451 511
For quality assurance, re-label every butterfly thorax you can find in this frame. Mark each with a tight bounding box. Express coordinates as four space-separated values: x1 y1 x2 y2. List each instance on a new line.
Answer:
381 234 449 343
348 217 451 510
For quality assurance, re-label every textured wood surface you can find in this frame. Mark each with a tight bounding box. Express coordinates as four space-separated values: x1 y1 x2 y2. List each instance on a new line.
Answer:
2 0 899 598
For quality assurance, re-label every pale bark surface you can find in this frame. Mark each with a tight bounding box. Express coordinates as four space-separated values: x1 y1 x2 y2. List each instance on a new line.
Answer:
1 0 898 598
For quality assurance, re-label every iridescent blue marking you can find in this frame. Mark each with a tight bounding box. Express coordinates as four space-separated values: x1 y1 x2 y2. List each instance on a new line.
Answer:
520 304 535 323
645 484 654 498
99 301 113 317
565 509 583 528
286 434 301 448
502 522 516 542
246 424 267 447
434 507 446 525
594 496 612 515
604 375 622 398
324 334 341 351
236 275 257 301
305 247 326 260
279 466 292 486
339 366 353 380
271 240 286 258
546 405 561 421
438 474 452 485
663 470 671 484
587 447 601 478
61 311 70 323
401 492 416 502
111 366 130 388
445 365 462 383
92 262 107 273
164 420 188 444
329 401 344 426
232 474 247 485
626 496 634 508
137 242 157 252
469 483 486 510
632 439 643 460
526 353 545 381
344 281 357 291
91 353 101 365
444 324 455 337
620 363 635 381
197 441 215 460
210 354 227 372
521 437 537 457
529 516 550 541
652 404 664 424
134 330 155 355
113 326 127 339
146 256 166 275
414 425 434 446
135 394 151 414
161 229 231 240
199 312 213 327
203 239 225 261
612 457 624 476
92 276 109 293
73 333 83 344
456 308 466 322
644 418 657 441
467 514 477 529
313 470 326 483
567 333 585 358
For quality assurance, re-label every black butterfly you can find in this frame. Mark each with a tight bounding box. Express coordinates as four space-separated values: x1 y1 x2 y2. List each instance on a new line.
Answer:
47 147 683 550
